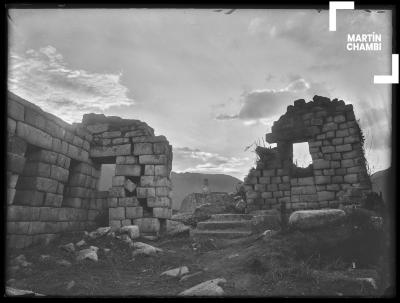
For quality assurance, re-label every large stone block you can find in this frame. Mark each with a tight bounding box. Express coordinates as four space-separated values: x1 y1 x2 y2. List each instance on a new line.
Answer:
109 187 126 198
137 187 156 198
108 207 125 220
125 207 143 219
115 164 141 176
116 155 138 164
8 99 25 121
153 207 172 219
133 218 160 234
147 197 171 208
39 207 61 221
24 107 46 130
336 144 352 152
297 177 314 186
139 155 167 165
44 193 63 207
17 176 59 193
8 205 41 221
90 144 131 157
314 175 331 185
344 174 359 183
133 143 153 155
140 176 155 187
317 191 335 201
289 209 346 230
7 153 26 174
16 122 53 150
155 165 168 177
155 187 170 197
63 197 82 208
112 176 126 187
118 197 140 207
313 159 330 169
86 123 109 134
8 136 27 155
153 142 169 154
50 165 69 182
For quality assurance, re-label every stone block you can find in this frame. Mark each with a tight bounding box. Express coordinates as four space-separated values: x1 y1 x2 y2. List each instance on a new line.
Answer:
291 186 316 195
343 135 360 144
124 178 137 193
112 176 126 187
266 184 278 191
342 150 359 159
102 131 122 138
109 187 126 198
109 207 125 220
116 156 138 164
63 197 82 208
344 174 359 183
262 169 275 177
261 192 272 199
108 197 118 208
332 176 343 183
44 193 63 207
259 177 270 184
90 144 131 157
137 187 156 198
144 165 155 175
118 197 139 207
322 122 337 132
336 144 352 152
8 99 25 121
313 159 330 169
86 123 109 134
341 159 354 168
155 187 170 197
321 146 335 153
278 183 290 191
153 142 169 154
8 136 27 155
317 191 335 201
56 154 71 169
24 107 47 130
17 176 59 193
326 131 335 138
297 177 314 186
254 184 266 192
133 218 160 234
8 205 41 221
314 176 331 185
115 165 141 176
50 165 69 182
154 176 172 187
155 165 168 177
336 129 349 137
139 155 167 165
140 176 156 187
7 153 26 174
323 168 335 176
110 220 122 230
332 138 343 145
153 207 172 219
133 143 153 155
16 122 53 150
126 207 143 219
333 115 346 123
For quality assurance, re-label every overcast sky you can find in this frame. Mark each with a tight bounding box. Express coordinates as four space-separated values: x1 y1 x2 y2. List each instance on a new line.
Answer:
8 8 392 179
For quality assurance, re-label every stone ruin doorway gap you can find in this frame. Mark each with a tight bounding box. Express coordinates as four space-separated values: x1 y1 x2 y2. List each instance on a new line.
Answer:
293 142 313 168
98 164 116 191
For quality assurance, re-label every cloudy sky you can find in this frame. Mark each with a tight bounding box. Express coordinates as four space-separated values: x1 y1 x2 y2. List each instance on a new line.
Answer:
8 8 392 179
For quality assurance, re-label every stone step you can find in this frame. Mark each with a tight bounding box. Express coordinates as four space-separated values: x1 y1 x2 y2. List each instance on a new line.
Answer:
190 229 253 239
209 214 254 221
197 220 253 231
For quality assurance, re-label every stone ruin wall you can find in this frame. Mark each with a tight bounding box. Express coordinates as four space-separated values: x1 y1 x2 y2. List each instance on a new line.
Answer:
244 96 372 212
6 91 173 249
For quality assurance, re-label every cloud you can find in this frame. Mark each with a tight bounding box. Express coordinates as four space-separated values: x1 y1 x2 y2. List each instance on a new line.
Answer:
216 77 331 122
8 46 134 123
173 146 251 177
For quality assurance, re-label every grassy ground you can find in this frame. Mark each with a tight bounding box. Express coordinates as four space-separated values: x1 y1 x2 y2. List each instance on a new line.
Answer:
5 228 390 297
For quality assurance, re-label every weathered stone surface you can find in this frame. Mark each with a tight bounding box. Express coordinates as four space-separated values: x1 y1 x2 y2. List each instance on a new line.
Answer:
125 207 143 219
133 218 160 233
179 278 226 296
16 122 53 150
139 154 167 164
161 266 189 277
115 165 141 176
153 207 172 219
133 143 153 155
76 247 98 262
109 207 125 220
132 242 163 257
90 144 131 157
289 209 346 230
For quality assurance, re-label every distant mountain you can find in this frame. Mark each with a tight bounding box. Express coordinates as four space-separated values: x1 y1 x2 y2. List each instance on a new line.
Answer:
170 172 242 210
98 166 242 210
370 167 391 205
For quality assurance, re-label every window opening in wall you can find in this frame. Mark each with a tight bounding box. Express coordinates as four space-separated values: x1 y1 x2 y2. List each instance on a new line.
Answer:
291 142 313 178
62 159 80 205
98 164 116 191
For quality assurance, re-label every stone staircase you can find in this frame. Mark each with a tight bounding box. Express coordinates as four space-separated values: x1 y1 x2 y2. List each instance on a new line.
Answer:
190 211 280 240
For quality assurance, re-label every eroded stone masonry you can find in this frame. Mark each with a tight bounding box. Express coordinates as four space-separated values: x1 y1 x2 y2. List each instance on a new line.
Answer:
7 92 173 249
244 96 372 212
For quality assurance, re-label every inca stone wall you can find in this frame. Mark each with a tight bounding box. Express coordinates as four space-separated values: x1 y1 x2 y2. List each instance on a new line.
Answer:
244 96 372 212
7 91 173 249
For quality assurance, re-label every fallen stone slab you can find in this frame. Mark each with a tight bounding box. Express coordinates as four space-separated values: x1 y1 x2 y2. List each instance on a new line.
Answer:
120 225 140 239
87 226 111 239
76 247 98 262
6 287 44 297
132 242 163 257
178 278 226 296
161 266 189 278
289 209 346 230
179 271 203 282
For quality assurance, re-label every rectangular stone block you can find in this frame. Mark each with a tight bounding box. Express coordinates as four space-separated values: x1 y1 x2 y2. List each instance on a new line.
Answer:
8 118 17 134
153 207 172 219
154 176 172 187
8 205 41 221
297 177 314 186
124 179 137 193
137 187 156 198
344 174 359 183
155 187 170 197
314 175 331 185
90 144 131 157
153 142 169 154
112 138 130 145
140 176 155 187
112 176 126 187
259 177 270 184
16 122 53 150
17 176 59 193
118 197 139 207
116 155 138 164
278 183 290 191
155 165 168 177
126 206 143 219
102 131 122 138
109 207 125 220
8 136 27 155
266 184 278 191
317 191 335 201
254 184 266 192
110 220 121 231
8 98 25 121
22 162 51 178
321 146 335 153
261 192 272 199
313 159 330 169
7 221 31 235
341 159 354 168
148 197 171 208
109 187 126 198
144 165 155 175
7 153 26 174
291 186 316 195
108 197 118 208
139 155 167 165
133 143 153 155
44 193 63 207
63 197 82 208
133 218 160 234
262 169 275 177
25 107 46 130
86 123 109 134
50 165 69 182
115 165 141 176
